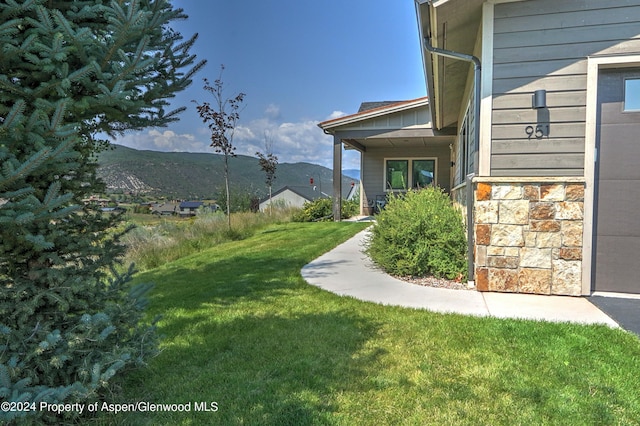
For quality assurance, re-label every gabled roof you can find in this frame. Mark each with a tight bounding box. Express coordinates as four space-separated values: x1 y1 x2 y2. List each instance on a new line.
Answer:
152 202 178 213
358 101 402 113
179 201 204 209
318 97 429 130
262 186 323 204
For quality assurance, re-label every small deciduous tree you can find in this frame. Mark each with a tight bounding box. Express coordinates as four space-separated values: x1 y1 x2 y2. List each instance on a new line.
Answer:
194 65 245 228
256 131 278 214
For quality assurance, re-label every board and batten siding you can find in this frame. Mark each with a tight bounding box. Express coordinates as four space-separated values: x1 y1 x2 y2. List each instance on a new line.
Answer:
490 0 640 177
338 107 431 131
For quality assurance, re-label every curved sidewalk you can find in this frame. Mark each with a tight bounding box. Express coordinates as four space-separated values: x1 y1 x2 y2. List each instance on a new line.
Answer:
301 229 618 327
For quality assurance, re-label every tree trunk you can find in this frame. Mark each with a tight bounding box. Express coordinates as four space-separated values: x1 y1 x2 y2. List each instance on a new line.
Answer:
224 154 231 228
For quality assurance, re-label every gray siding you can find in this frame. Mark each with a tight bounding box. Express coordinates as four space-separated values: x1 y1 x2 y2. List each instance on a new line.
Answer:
336 106 431 131
361 145 451 210
491 0 640 177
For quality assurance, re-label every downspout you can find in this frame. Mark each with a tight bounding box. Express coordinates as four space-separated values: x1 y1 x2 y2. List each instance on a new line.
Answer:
422 34 481 283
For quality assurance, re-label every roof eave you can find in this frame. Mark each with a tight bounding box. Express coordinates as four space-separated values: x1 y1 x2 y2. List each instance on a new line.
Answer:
318 96 429 131
415 1 440 130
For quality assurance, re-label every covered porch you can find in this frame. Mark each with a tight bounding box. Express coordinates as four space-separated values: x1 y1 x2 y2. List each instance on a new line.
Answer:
318 97 456 219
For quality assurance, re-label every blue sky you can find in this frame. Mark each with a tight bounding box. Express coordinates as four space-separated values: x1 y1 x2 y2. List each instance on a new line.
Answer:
115 0 426 169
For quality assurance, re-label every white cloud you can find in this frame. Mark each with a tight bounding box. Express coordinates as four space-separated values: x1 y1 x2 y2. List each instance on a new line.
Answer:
264 103 281 120
113 111 361 170
233 117 338 168
326 110 347 120
115 129 209 152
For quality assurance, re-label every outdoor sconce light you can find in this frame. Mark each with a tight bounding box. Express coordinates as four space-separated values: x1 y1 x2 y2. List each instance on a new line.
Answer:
532 89 547 109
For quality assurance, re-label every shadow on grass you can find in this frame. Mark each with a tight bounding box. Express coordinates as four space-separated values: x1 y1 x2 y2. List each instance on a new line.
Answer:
140 223 367 311
111 309 382 425
91 223 381 424
143 252 316 310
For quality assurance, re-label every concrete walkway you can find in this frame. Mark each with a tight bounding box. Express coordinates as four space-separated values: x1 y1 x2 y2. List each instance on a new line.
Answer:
301 229 619 327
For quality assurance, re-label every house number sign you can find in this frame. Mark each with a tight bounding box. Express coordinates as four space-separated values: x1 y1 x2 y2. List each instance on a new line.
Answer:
525 124 549 140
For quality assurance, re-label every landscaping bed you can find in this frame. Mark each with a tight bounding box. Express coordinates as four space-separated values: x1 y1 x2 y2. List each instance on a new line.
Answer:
395 274 474 291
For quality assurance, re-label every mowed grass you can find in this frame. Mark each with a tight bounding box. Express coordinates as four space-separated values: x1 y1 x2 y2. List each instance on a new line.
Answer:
97 222 640 425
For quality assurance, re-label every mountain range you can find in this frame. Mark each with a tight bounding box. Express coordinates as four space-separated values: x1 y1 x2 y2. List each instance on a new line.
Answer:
96 145 358 200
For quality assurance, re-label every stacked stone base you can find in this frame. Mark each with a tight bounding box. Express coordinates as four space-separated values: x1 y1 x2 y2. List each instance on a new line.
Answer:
474 178 584 296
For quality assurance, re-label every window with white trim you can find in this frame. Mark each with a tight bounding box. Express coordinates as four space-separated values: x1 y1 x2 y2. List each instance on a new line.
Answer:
385 158 436 191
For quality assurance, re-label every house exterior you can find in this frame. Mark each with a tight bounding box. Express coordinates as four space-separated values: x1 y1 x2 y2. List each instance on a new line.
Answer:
413 0 640 296
318 97 456 216
151 202 178 216
259 186 321 212
178 201 218 216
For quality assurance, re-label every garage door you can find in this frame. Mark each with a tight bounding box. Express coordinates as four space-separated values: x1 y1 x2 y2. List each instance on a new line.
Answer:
594 68 640 293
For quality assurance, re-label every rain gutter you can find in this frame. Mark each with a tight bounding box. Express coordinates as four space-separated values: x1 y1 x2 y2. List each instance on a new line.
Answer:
420 5 481 282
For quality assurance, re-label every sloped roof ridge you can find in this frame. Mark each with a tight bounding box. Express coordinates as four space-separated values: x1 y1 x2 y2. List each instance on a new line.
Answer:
319 96 428 128
358 101 403 113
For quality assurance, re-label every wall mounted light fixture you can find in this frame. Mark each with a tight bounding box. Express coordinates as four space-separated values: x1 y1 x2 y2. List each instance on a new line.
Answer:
532 89 547 109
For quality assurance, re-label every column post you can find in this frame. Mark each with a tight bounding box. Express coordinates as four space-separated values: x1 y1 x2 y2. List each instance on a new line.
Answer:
333 135 342 221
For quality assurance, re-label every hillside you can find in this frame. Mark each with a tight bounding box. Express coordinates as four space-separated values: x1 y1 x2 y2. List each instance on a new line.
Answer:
96 145 357 199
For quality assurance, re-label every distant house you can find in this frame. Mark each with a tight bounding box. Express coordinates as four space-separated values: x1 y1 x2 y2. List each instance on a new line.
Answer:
346 181 360 201
151 202 178 216
179 201 203 216
178 201 218 216
259 186 324 212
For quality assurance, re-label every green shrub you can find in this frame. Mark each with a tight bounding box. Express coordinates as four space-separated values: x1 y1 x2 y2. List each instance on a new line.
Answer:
292 198 359 222
342 197 360 218
366 188 467 280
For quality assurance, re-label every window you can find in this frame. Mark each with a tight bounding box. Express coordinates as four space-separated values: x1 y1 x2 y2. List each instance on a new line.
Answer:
455 102 474 185
385 158 436 191
624 78 640 111
458 116 468 185
412 160 435 188
386 160 408 190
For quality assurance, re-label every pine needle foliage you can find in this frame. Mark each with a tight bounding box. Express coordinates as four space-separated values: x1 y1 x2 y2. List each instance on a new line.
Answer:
0 0 204 423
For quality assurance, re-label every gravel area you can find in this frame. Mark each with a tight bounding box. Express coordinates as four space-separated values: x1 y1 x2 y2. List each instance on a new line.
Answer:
394 274 475 291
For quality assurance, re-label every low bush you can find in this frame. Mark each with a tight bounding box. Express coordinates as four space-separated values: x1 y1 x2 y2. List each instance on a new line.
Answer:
366 187 467 280
293 197 359 222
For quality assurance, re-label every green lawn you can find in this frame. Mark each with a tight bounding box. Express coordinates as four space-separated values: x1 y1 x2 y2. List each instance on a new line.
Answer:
97 222 640 425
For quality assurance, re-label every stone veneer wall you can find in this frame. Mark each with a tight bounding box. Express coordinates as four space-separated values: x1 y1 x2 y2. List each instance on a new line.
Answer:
474 179 585 296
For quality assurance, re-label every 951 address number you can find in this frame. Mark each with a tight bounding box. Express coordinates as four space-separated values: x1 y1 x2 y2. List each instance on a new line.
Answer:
525 124 549 140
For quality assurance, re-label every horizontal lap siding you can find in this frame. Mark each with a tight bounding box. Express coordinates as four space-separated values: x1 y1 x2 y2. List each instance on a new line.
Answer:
491 0 640 177
361 145 451 205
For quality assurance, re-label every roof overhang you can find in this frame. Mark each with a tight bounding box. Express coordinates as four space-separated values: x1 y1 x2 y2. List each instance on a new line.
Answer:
319 96 455 151
318 97 429 130
337 128 455 151
415 0 484 129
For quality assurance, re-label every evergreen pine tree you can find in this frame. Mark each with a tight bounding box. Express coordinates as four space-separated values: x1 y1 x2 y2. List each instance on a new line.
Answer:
0 1 205 422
